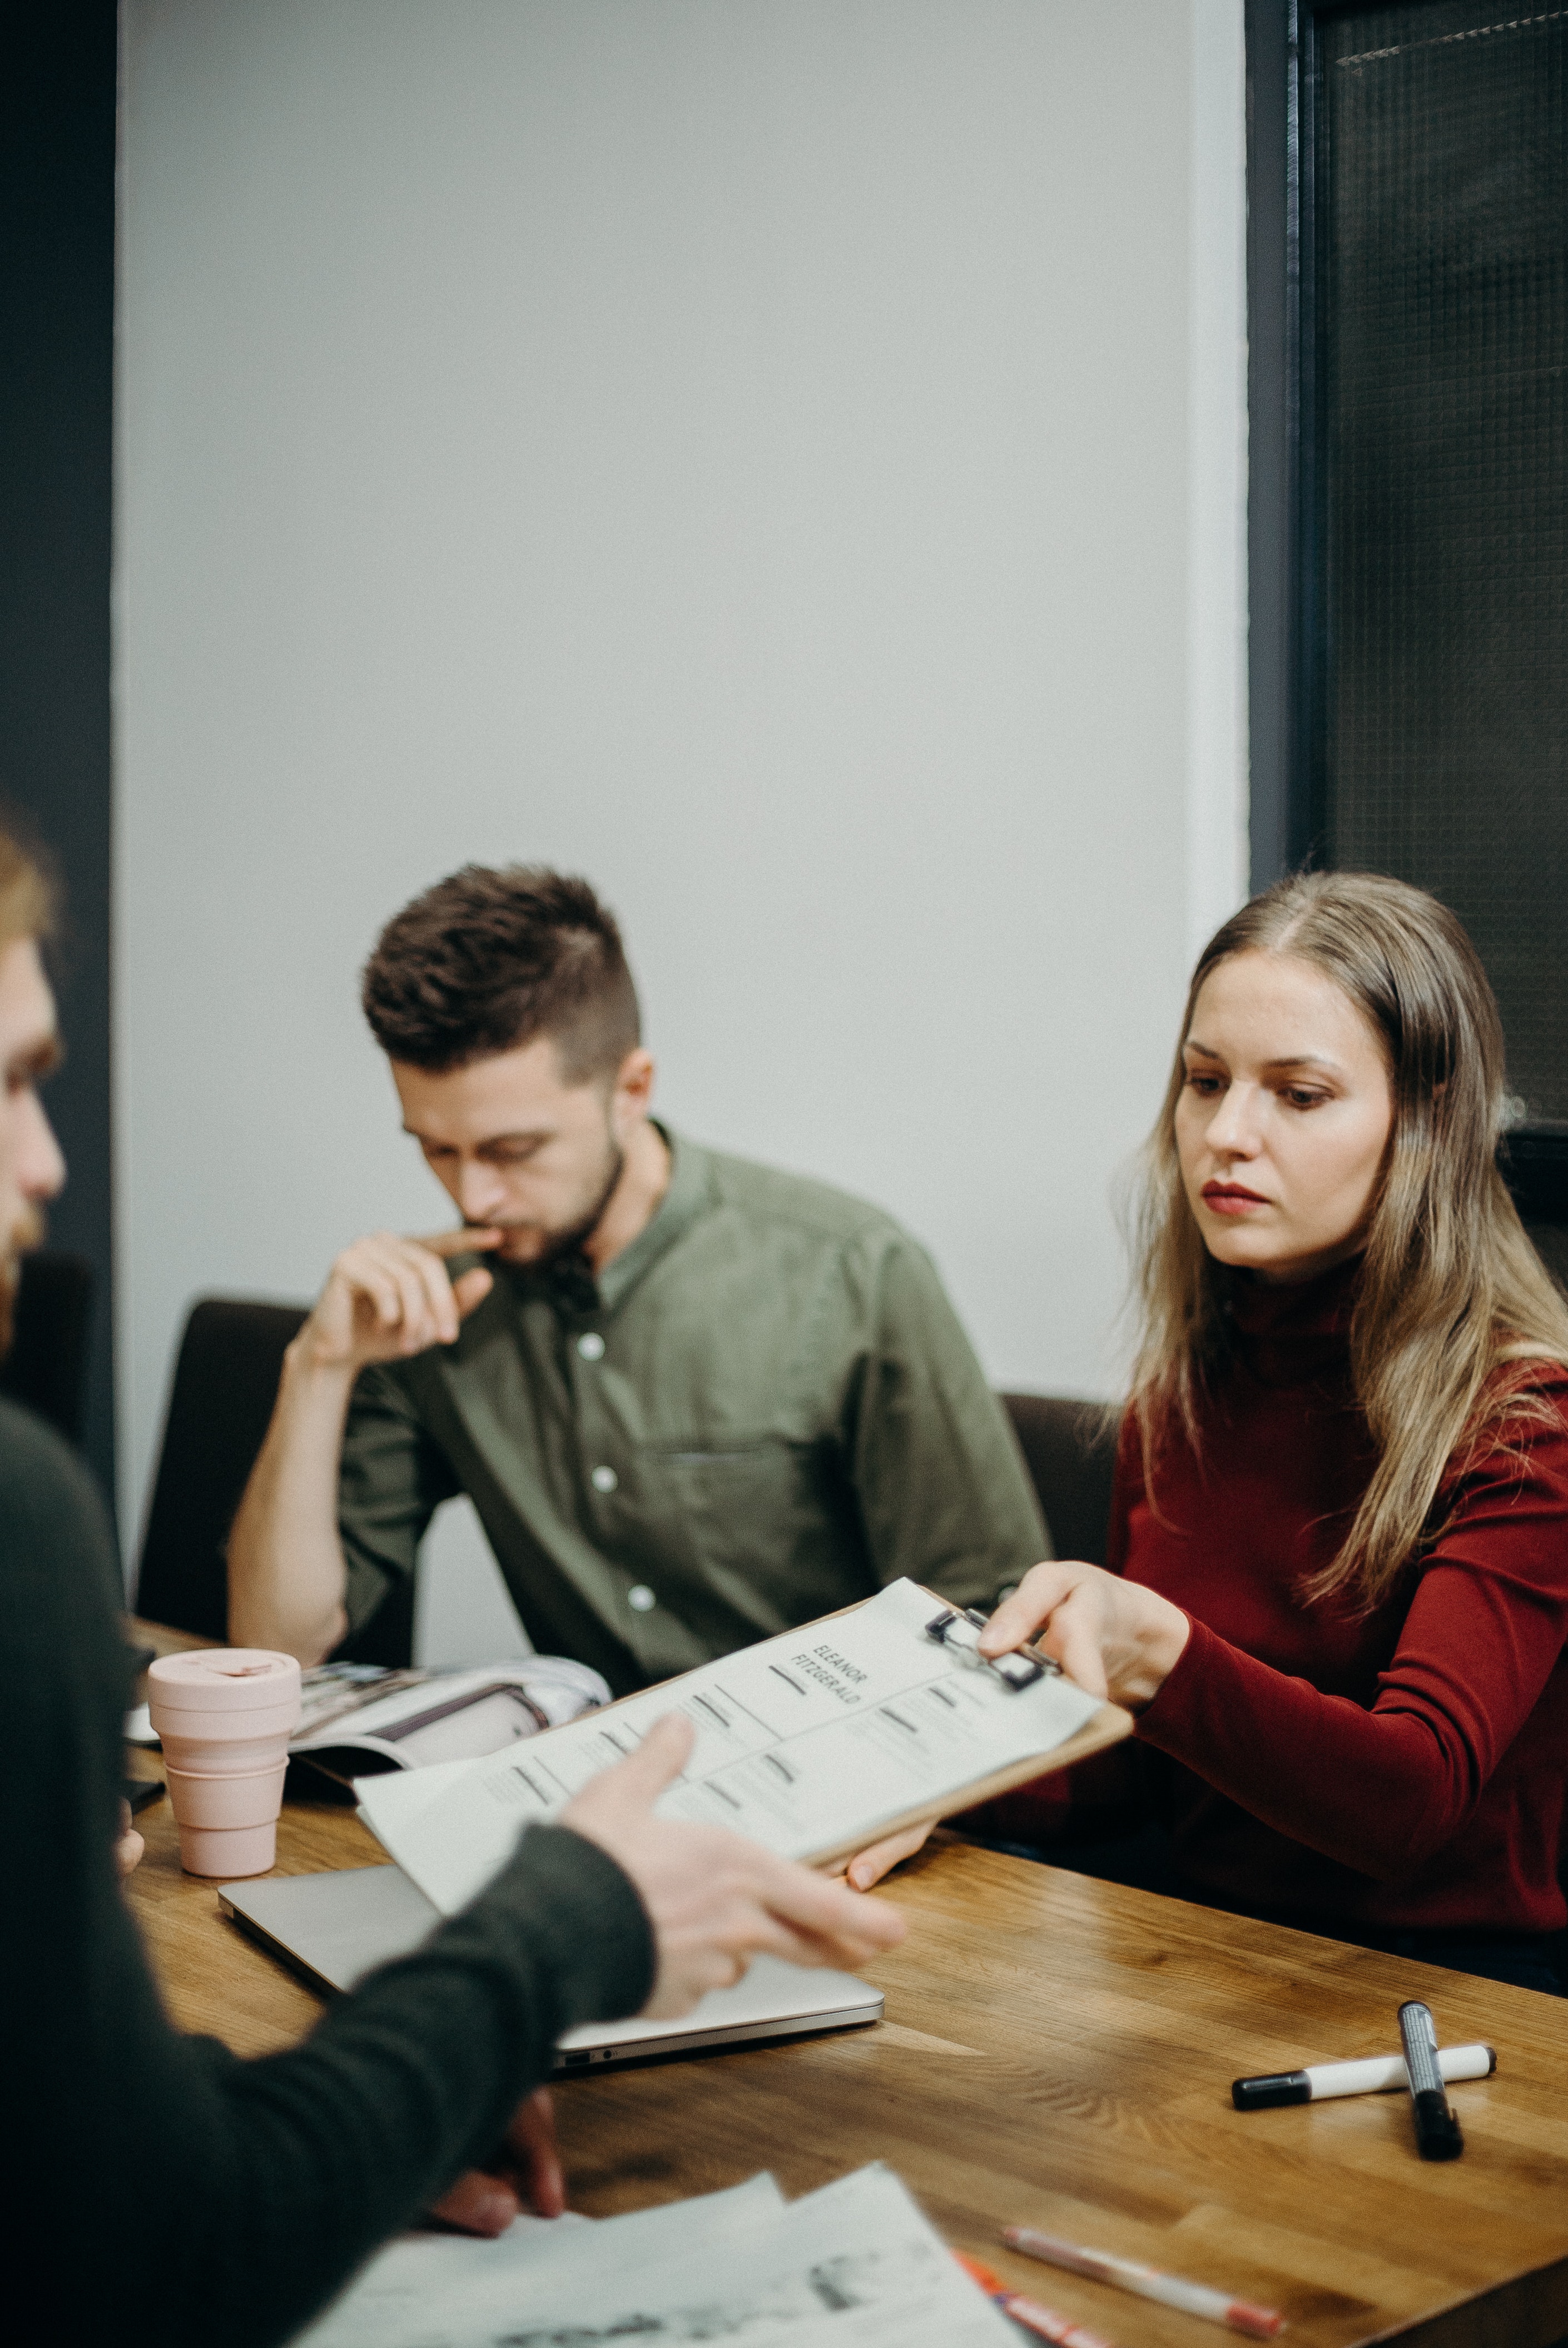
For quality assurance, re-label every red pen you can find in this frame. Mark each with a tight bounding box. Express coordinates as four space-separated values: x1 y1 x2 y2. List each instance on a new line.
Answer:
953 2251 1119 2348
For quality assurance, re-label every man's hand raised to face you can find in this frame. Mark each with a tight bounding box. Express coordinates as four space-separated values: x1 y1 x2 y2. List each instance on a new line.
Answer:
227 1225 512 1662
298 1228 504 1376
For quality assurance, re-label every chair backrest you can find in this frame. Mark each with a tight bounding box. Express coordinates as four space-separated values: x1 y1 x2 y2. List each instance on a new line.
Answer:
0 1249 94 1444
999 1392 1121 1567
134 1294 418 1665
134 1297 310 1642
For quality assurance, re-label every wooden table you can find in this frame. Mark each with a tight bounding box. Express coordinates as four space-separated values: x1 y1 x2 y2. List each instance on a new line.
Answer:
121 1735 1568 2348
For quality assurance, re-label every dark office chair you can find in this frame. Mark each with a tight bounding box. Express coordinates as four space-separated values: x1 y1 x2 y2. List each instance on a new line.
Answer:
1499 1128 1568 1294
0 1248 95 1444
133 1297 418 1666
999 1392 1120 1567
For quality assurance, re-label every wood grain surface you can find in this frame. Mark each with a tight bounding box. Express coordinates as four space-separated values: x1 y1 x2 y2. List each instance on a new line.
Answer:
119 1741 1568 2348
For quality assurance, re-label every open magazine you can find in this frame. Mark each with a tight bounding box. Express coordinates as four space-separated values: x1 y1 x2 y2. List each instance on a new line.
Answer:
285 1658 609 1784
126 1657 608 1789
358 1579 1132 1914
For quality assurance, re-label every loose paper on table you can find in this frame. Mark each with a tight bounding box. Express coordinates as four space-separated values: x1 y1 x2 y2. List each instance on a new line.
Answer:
358 1578 1125 1915
299 2162 1015 2348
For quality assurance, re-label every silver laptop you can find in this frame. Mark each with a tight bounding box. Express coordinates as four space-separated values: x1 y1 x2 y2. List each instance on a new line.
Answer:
218 1865 882 2070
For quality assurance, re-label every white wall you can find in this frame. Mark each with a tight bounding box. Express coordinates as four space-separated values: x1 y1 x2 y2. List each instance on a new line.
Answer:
116 0 1247 1640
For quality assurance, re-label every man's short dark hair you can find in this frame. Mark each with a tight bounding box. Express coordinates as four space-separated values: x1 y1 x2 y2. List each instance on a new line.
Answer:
361 865 641 1079
0 822 55 954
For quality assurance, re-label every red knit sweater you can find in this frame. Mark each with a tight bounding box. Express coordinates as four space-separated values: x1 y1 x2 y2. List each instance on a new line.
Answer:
989 1262 1568 1934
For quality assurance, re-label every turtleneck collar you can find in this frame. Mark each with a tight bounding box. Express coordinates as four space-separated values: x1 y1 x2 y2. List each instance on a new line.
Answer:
1221 1252 1361 1388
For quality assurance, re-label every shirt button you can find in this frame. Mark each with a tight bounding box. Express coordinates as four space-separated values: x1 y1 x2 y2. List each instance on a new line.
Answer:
591 1464 618 1494
577 1332 606 1360
627 1584 656 1613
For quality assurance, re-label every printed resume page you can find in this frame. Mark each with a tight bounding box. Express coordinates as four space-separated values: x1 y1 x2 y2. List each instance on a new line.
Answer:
358 1579 1108 1914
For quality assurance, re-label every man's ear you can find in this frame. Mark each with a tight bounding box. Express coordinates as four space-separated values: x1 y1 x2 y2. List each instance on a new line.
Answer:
612 1047 656 1117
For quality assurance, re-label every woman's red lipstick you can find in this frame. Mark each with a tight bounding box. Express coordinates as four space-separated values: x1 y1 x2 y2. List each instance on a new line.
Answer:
1203 1180 1268 1215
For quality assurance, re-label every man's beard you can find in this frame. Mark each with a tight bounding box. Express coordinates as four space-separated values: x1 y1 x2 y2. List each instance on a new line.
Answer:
0 1202 45 1361
494 1140 625 1272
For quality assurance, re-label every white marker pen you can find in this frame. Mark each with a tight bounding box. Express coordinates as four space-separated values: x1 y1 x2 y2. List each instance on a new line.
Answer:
1232 2040 1495 2111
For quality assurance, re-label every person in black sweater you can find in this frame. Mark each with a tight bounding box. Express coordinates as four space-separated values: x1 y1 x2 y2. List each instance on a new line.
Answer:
0 834 903 2347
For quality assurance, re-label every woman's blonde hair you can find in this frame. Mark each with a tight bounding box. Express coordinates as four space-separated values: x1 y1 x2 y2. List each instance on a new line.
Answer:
1129 869 1568 1609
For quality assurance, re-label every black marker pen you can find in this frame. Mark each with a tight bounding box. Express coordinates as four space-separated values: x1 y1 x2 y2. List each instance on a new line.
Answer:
1398 2000 1465 2161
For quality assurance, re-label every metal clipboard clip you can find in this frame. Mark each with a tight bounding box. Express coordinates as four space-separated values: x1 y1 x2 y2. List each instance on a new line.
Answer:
924 1604 1060 1692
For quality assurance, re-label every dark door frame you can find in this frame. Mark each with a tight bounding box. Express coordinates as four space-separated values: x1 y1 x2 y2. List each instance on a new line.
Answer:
1246 0 1346 890
0 3 119 1508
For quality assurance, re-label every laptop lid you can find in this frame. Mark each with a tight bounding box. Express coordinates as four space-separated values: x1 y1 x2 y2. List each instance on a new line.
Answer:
218 1865 882 2070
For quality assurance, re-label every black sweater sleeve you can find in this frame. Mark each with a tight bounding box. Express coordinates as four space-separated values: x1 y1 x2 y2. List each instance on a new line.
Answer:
0 1401 654 2348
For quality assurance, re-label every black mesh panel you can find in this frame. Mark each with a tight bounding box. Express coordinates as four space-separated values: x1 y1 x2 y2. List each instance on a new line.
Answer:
1317 3 1568 1114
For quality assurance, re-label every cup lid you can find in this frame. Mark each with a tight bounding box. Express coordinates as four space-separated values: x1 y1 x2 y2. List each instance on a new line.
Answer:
147 1648 302 1713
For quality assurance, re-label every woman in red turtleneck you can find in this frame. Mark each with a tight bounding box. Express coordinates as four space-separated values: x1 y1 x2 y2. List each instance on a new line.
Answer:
975 871 1568 1993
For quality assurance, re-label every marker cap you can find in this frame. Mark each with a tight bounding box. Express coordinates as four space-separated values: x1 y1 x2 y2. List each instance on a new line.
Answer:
1232 2070 1311 2111
1411 2088 1465 2161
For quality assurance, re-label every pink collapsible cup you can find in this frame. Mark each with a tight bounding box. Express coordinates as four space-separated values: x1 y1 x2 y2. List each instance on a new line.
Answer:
147 1649 301 1876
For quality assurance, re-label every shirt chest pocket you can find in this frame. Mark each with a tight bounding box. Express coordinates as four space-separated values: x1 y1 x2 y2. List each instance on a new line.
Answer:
634 1435 865 1629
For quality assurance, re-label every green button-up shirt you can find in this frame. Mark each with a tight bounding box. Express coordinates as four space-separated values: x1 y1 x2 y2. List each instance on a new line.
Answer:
338 1131 1049 1695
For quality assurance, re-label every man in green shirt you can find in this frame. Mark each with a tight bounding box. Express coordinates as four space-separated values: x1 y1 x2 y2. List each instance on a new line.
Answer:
230 864 1048 1736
